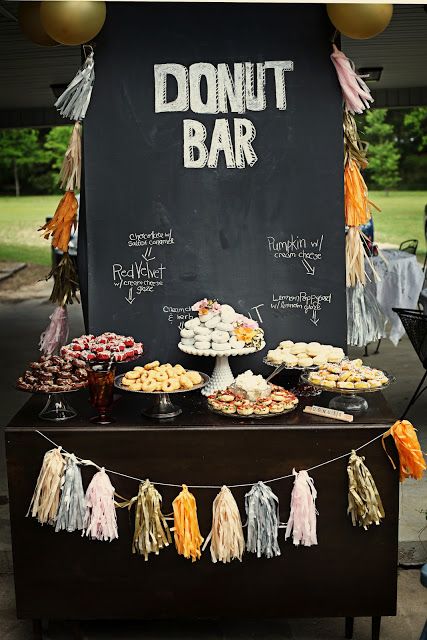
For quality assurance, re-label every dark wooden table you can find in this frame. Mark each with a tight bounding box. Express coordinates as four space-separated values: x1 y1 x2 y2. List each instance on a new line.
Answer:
5 391 399 640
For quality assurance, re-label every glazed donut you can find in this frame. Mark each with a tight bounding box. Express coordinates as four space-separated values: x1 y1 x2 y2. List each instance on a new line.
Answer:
144 360 160 370
129 382 143 391
142 379 157 392
154 371 168 382
133 366 145 372
179 375 194 389
187 370 202 385
162 378 180 392
125 370 140 380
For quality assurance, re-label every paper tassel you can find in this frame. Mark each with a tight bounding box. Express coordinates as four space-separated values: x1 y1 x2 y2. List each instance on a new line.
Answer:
285 469 318 547
83 468 118 542
346 227 366 288
344 110 368 169
39 305 70 356
27 447 66 525
347 450 385 529
245 481 281 558
40 191 78 253
172 484 204 561
331 44 373 115
55 51 95 121
55 455 86 533
382 420 426 481
346 284 387 347
59 122 82 192
117 480 171 560
46 253 79 306
203 485 245 563
344 160 371 227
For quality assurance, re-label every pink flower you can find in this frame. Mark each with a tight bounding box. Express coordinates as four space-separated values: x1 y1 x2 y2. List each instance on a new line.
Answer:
192 298 208 312
235 314 259 329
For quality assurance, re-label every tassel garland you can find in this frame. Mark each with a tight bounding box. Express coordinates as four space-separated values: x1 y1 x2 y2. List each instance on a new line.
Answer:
344 110 368 169
83 468 118 542
59 122 82 192
346 284 387 347
245 481 281 558
40 191 78 253
118 480 172 560
172 484 204 561
203 485 245 563
347 450 385 529
331 44 374 115
39 305 69 355
382 420 426 481
285 470 318 547
46 253 79 306
27 447 66 525
344 160 371 227
346 227 366 287
55 455 86 533
55 51 95 121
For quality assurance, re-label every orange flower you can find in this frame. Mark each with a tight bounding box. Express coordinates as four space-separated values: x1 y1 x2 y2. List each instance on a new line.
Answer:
234 326 255 343
199 307 210 316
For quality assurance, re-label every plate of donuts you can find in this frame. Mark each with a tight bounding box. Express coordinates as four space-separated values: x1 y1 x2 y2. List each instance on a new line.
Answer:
114 361 209 394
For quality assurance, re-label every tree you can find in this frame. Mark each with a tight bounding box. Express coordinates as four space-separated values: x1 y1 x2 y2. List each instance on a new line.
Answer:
362 109 401 193
44 125 73 174
404 107 427 152
0 129 45 196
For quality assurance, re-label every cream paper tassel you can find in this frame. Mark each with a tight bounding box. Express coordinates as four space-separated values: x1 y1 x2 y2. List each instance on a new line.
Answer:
27 447 66 525
347 450 385 529
203 486 245 563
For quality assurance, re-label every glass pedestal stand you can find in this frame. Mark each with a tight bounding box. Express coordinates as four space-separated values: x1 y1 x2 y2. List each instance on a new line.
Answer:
202 355 234 397
329 393 368 414
141 392 183 419
39 392 77 421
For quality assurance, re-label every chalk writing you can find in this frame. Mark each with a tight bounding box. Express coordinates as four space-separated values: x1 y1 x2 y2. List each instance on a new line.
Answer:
266 234 324 276
271 291 332 326
128 229 174 247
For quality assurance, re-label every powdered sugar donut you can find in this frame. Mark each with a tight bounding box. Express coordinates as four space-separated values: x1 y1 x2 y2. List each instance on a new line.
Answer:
211 342 229 351
199 311 214 323
211 330 229 343
185 318 200 329
193 325 211 336
180 328 194 338
205 315 221 329
194 341 211 350
229 338 245 349
216 322 234 332
220 305 236 323
180 338 195 346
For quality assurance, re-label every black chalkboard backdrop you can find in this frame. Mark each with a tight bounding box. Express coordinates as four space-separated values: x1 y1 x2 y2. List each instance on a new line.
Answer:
80 3 346 374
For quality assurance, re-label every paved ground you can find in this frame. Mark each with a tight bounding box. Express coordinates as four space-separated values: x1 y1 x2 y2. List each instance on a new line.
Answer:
0 299 426 639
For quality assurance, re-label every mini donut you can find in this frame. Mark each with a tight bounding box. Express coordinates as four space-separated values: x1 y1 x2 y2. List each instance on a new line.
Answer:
125 370 140 380
129 382 143 391
195 341 210 350
154 381 163 391
144 360 160 370
193 325 211 336
211 342 229 351
220 305 236 323
154 371 168 382
211 330 229 343
147 370 158 379
199 310 213 323
142 379 157 392
162 378 180 392
229 338 245 350
216 322 234 332
180 328 194 338
185 318 200 329
180 338 195 346
121 377 133 386
179 375 194 390
174 364 186 375
187 371 202 385
133 366 145 372
205 315 221 329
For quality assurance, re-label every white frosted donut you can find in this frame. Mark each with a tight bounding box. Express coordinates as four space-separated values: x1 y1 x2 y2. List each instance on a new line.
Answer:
211 342 229 351
229 338 245 349
185 318 200 329
205 315 221 329
220 305 236 323
211 330 229 343
193 325 211 336
180 328 194 338
180 338 195 346
216 322 234 332
194 341 211 350
199 311 213 323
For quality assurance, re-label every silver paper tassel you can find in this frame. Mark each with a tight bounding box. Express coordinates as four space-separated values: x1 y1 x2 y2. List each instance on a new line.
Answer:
347 284 387 348
55 455 86 533
245 481 281 558
55 52 95 121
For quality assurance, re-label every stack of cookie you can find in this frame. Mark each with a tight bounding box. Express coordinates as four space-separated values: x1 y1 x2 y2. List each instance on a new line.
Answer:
266 341 345 368
180 304 248 352
16 355 88 393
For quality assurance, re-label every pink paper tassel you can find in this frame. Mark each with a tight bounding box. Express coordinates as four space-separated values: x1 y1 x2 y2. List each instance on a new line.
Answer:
330 44 373 114
285 469 318 547
39 306 69 356
83 468 118 542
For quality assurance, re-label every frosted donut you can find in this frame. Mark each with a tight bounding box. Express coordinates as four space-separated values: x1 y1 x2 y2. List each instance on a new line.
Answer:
220 305 236 323
180 328 194 338
128 382 143 391
154 371 168 382
216 322 234 332
184 318 200 329
180 338 195 346
142 379 157 392
199 311 213 322
211 342 229 351
187 371 202 385
174 364 186 375
205 315 221 329
125 370 140 380
193 325 211 336
144 361 160 370
211 330 229 343
179 375 194 389
195 341 210 350
230 338 245 350
162 378 180 392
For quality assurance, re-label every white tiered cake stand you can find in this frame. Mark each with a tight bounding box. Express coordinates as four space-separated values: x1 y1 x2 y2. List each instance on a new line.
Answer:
178 342 266 396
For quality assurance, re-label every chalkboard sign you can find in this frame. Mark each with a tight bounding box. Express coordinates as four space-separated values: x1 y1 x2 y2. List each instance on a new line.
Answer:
80 3 346 372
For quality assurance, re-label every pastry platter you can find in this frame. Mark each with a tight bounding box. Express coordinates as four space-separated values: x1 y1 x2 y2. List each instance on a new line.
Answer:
206 383 299 419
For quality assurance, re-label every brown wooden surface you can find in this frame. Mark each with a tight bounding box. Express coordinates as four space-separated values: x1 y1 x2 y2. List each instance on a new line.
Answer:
5 392 399 621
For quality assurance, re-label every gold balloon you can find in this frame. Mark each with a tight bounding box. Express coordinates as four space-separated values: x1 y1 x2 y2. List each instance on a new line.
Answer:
18 1 58 47
40 1 106 46
327 4 393 40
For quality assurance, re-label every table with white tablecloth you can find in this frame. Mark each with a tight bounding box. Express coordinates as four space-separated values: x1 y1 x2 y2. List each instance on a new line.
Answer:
367 249 425 345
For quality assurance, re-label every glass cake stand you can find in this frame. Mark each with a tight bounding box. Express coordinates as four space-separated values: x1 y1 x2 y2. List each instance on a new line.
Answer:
17 387 80 421
114 372 210 419
301 372 396 415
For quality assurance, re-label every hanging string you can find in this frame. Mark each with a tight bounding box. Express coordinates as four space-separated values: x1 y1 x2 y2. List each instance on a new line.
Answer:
34 429 388 491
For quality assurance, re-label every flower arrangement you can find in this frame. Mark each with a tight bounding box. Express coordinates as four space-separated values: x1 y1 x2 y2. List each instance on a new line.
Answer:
191 299 221 316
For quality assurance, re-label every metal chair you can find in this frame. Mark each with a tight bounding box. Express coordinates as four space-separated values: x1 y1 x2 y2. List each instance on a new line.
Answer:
392 308 427 418
399 239 418 255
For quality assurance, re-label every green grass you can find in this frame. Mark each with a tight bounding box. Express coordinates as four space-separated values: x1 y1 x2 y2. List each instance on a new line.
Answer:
0 192 426 266
370 191 427 262
0 195 59 266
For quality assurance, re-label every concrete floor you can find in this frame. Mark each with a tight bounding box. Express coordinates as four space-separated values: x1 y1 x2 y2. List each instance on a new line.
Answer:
0 299 426 639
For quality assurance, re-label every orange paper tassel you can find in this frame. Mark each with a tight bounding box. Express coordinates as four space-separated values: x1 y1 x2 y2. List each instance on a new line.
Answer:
172 484 204 562
382 420 426 482
344 159 371 227
40 191 78 253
